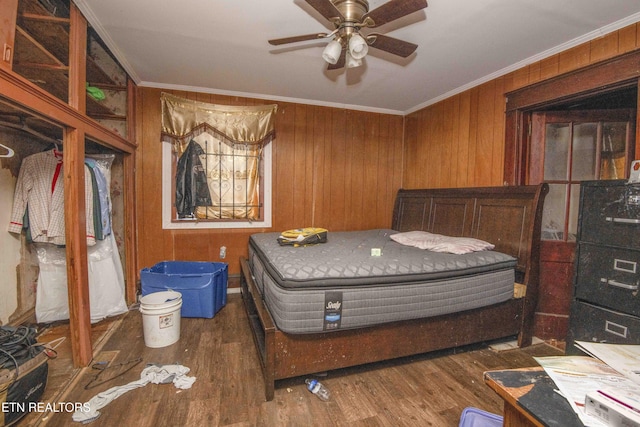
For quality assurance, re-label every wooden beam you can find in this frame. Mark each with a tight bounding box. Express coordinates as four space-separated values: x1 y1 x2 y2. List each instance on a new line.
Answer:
63 126 92 367
124 80 138 304
506 49 640 112
64 4 91 368
0 0 18 70
68 4 86 114
123 151 138 304
15 26 65 66
20 13 70 24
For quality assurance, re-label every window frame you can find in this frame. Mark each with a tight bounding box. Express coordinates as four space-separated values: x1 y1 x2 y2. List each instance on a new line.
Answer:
161 140 272 229
503 50 640 186
530 109 635 241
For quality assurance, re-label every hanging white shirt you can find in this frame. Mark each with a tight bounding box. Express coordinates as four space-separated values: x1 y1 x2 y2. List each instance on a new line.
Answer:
8 149 96 246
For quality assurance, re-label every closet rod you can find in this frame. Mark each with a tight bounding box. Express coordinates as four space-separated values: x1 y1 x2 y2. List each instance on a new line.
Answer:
0 119 61 145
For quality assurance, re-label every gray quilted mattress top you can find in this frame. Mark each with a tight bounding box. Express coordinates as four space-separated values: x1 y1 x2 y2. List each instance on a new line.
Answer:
249 229 517 289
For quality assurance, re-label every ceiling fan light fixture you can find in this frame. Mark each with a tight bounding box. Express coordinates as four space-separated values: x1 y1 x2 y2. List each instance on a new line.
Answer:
322 39 343 65
346 52 362 68
269 0 429 71
348 33 368 59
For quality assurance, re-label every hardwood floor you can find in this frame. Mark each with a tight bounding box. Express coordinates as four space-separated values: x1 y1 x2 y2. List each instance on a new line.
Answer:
22 294 562 426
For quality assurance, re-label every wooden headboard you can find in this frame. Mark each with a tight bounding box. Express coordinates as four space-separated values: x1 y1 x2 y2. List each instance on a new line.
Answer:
391 184 549 277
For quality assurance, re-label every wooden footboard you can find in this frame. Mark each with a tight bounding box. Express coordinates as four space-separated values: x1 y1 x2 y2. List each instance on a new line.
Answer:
241 184 548 401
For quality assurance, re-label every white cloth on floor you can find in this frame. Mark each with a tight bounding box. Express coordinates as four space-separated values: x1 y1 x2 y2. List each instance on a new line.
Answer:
72 364 196 423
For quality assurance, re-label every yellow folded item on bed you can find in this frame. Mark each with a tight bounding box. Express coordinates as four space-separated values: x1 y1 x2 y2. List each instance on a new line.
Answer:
277 227 328 247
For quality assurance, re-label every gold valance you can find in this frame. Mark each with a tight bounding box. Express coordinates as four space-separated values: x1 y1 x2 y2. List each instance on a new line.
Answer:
160 92 277 147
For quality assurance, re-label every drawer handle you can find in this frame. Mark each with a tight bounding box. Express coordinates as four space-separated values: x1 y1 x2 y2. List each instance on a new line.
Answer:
605 320 628 338
606 217 640 224
614 258 637 274
602 278 639 291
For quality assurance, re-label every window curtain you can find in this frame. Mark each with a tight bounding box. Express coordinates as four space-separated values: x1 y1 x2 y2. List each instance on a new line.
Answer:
160 93 277 220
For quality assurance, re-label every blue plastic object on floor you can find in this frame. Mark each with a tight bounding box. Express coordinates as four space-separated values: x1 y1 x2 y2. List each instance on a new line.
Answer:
140 261 228 318
459 407 504 427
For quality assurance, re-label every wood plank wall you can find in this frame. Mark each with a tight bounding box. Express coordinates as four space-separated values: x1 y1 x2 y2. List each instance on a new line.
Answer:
135 88 404 280
402 22 640 340
403 23 640 189
135 23 638 299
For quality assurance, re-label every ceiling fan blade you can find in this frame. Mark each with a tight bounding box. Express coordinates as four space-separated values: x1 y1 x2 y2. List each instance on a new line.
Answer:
269 33 328 45
362 0 428 28
304 0 344 22
367 34 418 58
327 48 346 70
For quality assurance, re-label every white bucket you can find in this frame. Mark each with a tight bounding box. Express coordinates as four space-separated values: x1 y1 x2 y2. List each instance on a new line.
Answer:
139 290 182 348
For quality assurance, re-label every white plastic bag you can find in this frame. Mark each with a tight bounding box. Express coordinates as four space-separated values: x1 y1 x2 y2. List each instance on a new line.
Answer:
34 233 127 323
35 245 68 323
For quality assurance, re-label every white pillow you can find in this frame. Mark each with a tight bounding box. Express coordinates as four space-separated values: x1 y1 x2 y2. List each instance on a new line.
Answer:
390 231 495 255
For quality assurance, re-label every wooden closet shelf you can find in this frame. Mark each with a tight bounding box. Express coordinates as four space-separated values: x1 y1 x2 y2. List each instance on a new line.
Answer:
86 112 127 121
12 62 69 71
11 65 69 102
86 82 128 91
20 12 69 23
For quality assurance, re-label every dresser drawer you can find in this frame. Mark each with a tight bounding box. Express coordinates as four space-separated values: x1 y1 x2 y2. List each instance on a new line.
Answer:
579 180 640 249
567 301 640 354
574 243 640 316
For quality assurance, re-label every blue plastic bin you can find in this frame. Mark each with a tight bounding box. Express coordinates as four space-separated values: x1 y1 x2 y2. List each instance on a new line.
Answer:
140 261 228 318
459 407 503 427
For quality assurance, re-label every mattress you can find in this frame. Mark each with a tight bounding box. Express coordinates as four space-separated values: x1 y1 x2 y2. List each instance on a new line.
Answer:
248 229 517 334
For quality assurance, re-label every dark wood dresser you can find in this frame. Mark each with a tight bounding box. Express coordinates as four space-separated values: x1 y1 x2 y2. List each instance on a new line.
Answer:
566 179 640 354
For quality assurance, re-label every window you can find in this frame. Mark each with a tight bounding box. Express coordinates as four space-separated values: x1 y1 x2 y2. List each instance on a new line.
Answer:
162 138 272 229
159 93 277 230
194 136 263 221
531 109 635 241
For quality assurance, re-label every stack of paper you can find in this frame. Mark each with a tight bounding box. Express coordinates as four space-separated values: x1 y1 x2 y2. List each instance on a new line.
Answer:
574 342 640 385
534 342 640 427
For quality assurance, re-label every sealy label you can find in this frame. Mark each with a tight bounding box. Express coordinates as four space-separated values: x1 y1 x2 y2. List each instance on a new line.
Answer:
323 291 343 331
326 301 341 310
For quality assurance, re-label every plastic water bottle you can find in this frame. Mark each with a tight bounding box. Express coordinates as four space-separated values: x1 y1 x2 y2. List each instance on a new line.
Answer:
305 378 330 401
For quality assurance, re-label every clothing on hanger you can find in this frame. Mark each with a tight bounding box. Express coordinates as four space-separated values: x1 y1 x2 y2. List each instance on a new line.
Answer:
85 158 111 238
8 149 96 246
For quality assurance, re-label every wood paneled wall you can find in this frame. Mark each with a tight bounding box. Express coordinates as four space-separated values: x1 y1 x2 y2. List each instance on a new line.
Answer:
135 23 639 312
404 80 508 188
403 22 640 340
403 23 640 189
135 88 404 279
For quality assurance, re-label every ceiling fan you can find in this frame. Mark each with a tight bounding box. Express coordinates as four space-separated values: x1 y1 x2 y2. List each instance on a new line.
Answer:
268 0 428 70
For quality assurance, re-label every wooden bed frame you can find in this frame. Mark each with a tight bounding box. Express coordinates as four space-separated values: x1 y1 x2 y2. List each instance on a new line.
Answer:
240 184 548 401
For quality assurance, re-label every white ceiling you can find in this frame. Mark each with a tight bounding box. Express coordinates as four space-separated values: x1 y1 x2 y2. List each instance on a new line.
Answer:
74 0 640 115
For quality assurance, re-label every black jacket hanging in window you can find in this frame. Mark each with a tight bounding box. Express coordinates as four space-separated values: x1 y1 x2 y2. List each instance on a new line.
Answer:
175 140 212 218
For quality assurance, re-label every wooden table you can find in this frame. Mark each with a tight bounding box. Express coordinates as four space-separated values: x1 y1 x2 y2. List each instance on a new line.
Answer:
484 367 584 427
